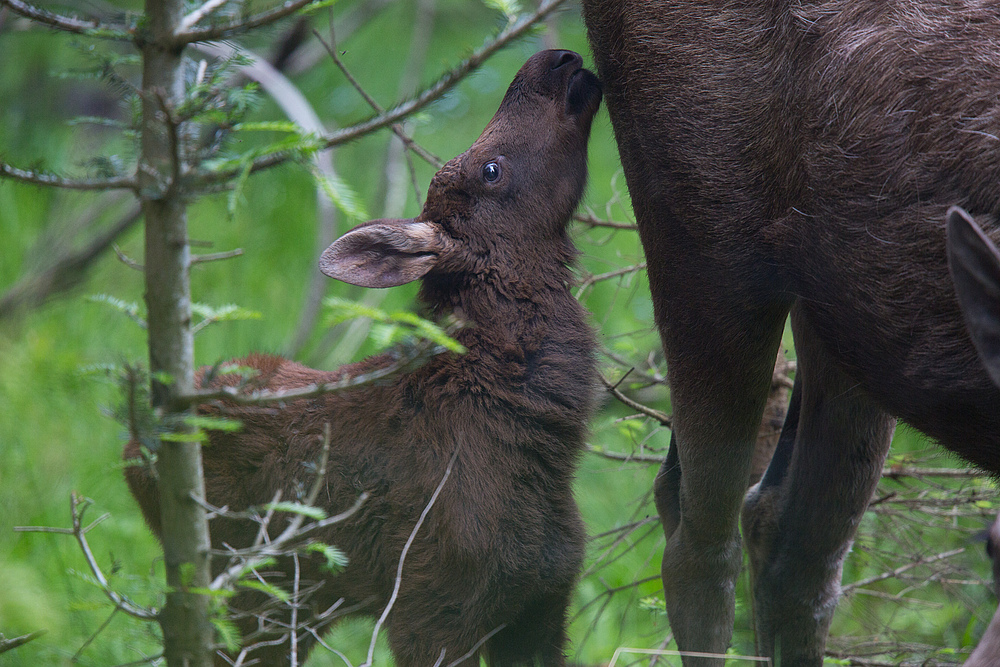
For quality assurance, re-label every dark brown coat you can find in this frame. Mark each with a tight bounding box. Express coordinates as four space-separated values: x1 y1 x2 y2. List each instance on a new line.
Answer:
125 49 602 667
582 2 1000 664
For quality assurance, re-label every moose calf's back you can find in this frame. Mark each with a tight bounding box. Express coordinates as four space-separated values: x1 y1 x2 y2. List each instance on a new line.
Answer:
125 49 603 667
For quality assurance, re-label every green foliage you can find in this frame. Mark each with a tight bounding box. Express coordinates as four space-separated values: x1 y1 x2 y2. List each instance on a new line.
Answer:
262 501 327 521
88 293 147 328
190 302 263 335
482 0 522 23
304 542 349 573
211 611 242 654
324 296 467 354
238 579 290 604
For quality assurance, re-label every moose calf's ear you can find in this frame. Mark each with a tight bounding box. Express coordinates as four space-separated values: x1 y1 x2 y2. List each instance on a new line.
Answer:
947 206 1000 387
320 220 445 289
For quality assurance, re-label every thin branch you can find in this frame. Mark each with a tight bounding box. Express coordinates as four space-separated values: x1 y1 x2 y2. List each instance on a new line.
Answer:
195 0 570 187
0 0 130 37
177 344 440 408
177 0 232 33
174 0 317 44
208 490 367 587
314 30 442 168
600 374 671 427
192 248 244 264
880 467 987 480
0 161 138 191
444 624 507 667
575 262 647 296
113 244 145 271
72 608 119 661
0 630 47 656
15 494 159 620
573 213 637 231
587 444 668 464
841 547 966 594
363 444 461 667
0 205 143 320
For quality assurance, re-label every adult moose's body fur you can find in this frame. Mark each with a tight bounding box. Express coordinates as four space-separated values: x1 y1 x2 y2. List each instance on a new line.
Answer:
125 49 603 666
582 2 1000 664
949 207 1000 667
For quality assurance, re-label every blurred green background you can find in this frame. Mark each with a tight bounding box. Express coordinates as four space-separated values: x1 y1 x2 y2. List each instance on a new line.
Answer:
0 1 996 665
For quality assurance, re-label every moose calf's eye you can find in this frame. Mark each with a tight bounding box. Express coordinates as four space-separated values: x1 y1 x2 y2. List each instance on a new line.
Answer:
482 161 501 183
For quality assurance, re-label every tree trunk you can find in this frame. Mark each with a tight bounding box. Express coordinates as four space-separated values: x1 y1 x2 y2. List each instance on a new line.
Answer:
140 0 214 664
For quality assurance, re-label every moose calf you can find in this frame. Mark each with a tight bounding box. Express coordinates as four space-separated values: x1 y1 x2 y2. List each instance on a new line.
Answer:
125 49 603 666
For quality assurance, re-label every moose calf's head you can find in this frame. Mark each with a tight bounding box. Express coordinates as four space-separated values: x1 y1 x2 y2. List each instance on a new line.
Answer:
319 49 602 296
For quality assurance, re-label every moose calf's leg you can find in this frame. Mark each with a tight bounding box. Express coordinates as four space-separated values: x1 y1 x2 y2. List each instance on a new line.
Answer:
742 306 895 665
656 304 787 665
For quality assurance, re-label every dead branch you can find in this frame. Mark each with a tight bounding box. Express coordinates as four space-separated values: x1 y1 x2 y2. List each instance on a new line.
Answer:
174 0 317 45
0 205 142 320
314 29 443 168
573 212 637 231
575 262 647 296
0 0 129 37
176 342 441 408
0 630 47 655
362 443 461 667
841 548 967 595
600 374 671 427
0 161 138 190
15 494 158 621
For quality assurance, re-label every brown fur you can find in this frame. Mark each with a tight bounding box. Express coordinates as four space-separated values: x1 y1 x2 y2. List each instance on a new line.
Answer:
949 207 1000 666
124 50 602 667
582 2 1000 664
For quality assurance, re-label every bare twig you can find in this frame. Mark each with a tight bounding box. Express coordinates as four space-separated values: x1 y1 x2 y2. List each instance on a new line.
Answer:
113 244 145 271
880 467 987 480
600 374 671 427
587 444 668 464
208 426 369 592
177 342 441 408
174 0 317 45
362 444 462 667
192 248 244 264
0 162 138 191
0 204 142 319
575 262 647 296
443 624 507 667
0 630 47 655
72 608 119 661
314 30 442 168
841 547 966 594
177 0 231 33
16 494 158 620
573 212 637 231
0 0 130 37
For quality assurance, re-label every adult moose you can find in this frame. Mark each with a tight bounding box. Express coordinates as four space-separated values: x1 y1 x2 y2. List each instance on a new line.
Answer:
125 49 603 666
582 2 1000 664
949 206 1000 667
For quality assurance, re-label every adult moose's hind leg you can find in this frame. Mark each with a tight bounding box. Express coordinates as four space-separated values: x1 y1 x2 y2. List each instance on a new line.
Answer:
741 305 895 665
656 300 788 666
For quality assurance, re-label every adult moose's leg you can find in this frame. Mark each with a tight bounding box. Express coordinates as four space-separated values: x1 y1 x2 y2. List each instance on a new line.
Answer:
741 304 895 665
656 296 788 666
